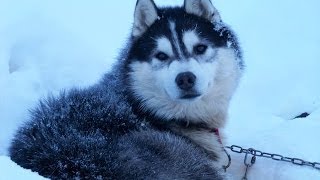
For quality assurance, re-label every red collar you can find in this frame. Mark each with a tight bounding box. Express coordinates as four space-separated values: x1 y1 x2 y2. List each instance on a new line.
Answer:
212 128 223 144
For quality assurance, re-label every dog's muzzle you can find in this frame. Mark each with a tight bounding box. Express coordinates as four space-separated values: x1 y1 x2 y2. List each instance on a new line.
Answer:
175 71 196 90
175 72 200 99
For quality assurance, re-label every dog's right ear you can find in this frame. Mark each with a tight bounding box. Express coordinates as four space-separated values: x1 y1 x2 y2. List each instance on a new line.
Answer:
132 0 158 38
184 0 221 23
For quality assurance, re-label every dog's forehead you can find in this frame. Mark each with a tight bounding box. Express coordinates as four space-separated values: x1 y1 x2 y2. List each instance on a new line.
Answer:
156 36 174 56
154 25 200 56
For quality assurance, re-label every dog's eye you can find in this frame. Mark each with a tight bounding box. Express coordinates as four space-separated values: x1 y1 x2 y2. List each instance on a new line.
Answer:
155 52 169 61
194 44 208 55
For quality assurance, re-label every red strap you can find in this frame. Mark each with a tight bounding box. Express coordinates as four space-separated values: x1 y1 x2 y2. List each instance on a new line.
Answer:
213 128 223 144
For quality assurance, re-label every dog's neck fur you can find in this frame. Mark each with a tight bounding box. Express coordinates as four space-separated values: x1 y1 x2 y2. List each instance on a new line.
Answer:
166 120 220 133
138 110 225 161
168 120 225 161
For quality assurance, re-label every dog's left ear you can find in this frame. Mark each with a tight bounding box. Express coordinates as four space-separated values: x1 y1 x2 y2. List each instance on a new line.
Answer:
132 0 158 38
184 0 221 23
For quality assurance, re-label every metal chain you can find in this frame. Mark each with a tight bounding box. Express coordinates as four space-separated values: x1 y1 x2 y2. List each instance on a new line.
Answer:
242 148 256 180
222 147 231 172
225 145 320 171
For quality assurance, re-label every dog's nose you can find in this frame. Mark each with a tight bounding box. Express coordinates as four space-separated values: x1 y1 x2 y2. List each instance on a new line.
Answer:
175 72 196 90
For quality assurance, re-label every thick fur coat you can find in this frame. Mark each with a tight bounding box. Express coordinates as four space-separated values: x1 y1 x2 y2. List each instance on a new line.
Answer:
9 0 243 179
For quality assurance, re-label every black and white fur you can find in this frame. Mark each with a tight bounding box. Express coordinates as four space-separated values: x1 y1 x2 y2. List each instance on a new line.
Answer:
9 0 243 179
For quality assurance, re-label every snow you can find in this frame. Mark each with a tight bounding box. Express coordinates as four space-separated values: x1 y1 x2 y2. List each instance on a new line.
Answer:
0 156 47 180
1 0 319 179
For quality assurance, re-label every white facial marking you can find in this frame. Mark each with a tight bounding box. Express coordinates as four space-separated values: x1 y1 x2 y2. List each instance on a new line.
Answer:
156 37 174 57
182 30 217 62
183 30 200 54
169 21 184 58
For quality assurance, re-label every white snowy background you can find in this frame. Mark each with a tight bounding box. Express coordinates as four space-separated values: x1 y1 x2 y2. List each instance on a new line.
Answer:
0 0 319 179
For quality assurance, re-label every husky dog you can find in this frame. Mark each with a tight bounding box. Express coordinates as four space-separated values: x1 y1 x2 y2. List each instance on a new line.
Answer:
10 0 243 179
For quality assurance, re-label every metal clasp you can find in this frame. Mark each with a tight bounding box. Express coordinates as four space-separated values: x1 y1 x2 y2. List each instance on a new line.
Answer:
242 148 256 180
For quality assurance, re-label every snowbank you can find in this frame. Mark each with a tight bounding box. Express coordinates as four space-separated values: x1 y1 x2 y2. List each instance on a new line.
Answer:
0 156 47 179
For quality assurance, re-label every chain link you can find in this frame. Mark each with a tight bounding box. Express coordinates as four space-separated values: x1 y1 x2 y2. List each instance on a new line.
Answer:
242 148 256 180
225 145 320 171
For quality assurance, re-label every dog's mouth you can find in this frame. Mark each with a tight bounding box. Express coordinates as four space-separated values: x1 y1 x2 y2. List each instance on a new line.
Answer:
180 93 201 99
164 87 202 100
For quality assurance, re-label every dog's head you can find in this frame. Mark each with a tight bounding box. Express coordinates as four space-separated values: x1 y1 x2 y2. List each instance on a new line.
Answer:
125 0 243 128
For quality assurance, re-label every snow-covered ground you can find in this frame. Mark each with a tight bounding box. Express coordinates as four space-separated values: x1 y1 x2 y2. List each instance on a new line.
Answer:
0 156 47 180
1 0 319 179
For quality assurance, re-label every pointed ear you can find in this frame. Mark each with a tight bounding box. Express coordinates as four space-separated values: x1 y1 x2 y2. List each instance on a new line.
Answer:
184 0 221 23
132 0 158 38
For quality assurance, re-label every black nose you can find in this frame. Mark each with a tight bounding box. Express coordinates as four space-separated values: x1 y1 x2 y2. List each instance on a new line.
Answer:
175 72 196 90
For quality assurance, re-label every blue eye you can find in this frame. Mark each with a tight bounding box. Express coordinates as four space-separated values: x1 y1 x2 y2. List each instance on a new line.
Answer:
194 44 208 55
155 52 169 61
